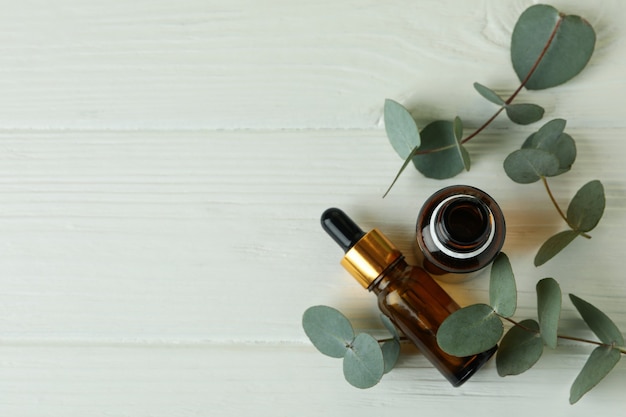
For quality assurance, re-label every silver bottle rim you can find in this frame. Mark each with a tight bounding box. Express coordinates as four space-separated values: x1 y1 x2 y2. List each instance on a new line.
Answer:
429 194 496 259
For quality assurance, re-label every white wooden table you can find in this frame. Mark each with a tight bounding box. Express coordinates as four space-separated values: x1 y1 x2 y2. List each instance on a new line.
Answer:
0 1 624 415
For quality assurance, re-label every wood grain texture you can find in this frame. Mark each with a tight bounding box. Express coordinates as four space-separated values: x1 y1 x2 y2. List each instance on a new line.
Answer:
0 129 624 344
0 344 623 417
0 0 621 129
0 0 625 415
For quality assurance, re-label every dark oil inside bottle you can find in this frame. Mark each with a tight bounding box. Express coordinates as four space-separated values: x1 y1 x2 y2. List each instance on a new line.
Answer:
416 186 505 275
440 198 490 247
371 258 496 386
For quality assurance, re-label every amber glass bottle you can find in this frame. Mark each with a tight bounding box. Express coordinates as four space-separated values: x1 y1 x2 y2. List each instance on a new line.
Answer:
416 185 505 278
321 208 496 387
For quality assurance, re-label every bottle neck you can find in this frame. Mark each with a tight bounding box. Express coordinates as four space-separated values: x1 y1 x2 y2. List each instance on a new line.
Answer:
340 228 403 289
368 257 408 294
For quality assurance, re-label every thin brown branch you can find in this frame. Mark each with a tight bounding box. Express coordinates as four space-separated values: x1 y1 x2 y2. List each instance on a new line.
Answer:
503 316 626 354
541 176 592 239
384 14 565 196
506 15 564 104
462 14 564 145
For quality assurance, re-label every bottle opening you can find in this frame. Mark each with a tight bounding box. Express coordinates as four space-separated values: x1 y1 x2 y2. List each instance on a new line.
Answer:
441 199 489 246
415 185 506 275
429 194 495 259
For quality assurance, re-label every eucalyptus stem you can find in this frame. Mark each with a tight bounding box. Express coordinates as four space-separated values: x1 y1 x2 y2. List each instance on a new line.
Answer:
541 176 592 239
541 176 568 223
505 14 564 105
459 107 506 145
432 14 563 148
502 316 626 354
462 15 562 144
384 15 565 198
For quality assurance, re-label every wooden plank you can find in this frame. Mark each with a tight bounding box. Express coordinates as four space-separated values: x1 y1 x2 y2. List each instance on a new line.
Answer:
0 0 625 413
0 128 623 344
0 1 622 129
0 343 622 416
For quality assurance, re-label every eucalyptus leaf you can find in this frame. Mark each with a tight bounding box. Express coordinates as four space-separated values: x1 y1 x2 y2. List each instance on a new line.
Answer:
437 304 502 357
343 333 385 389
412 120 468 179
534 230 580 267
453 116 470 171
536 278 562 348
505 103 545 125
453 116 463 141
302 305 354 358
381 339 401 374
524 118 566 146
380 314 400 340
569 346 621 404
384 99 421 159
569 294 624 346
567 180 605 232
489 253 517 318
496 319 543 376
460 146 471 172
382 147 418 198
473 82 505 105
511 4 596 90
503 148 560 184
547 133 576 175
522 121 576 176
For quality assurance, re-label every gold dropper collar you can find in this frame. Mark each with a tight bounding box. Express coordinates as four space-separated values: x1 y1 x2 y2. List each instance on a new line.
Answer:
340 228 402 288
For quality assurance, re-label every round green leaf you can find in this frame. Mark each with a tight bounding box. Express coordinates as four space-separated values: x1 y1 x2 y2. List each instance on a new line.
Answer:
489 253 517 318
412 120 467 179
567 180 605 232
453 116 470 171
547 133 576 175
534 230 579 266
473 82 505 105
459 145 471 172
302 305 354 358
453 116 463 141
380 314 400 340
452 116 470 171
570 346 621 404
343 333 385 389
522 120 576 176
503 148 560 184
523 118 566 147
381 339 401 374
496 319 543 376
536 278 562 348
384 99 421 159
511 4 596 90
505 103 545 125
569 294 624 346
437 304 502 357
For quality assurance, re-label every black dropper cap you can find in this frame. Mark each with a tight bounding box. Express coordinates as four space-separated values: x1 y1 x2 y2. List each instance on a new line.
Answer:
321 207 401 288
321 208 365 253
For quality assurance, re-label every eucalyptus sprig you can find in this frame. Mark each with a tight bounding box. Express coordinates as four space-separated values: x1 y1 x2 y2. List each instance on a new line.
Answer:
303 253 625 403
302 2 619 404
437 252 625 404
302 305 402 388
384 4 595 191
382 4 601 265
503 119 605 265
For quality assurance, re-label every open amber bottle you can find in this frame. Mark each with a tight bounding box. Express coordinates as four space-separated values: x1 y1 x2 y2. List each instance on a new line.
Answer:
416 185 505 279
322 207 496 386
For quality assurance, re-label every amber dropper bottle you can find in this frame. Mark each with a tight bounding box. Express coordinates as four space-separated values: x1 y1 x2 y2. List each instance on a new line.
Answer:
321 208 496 387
